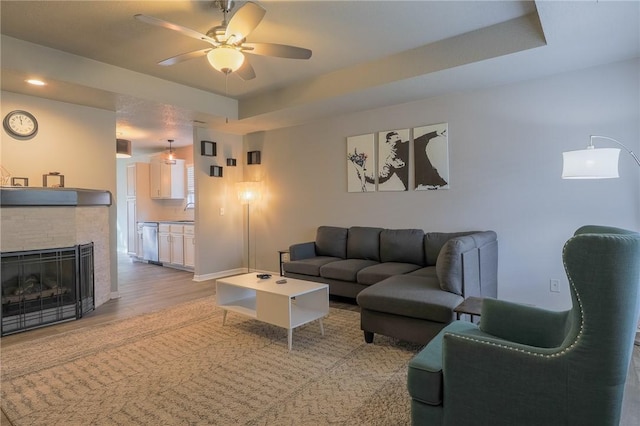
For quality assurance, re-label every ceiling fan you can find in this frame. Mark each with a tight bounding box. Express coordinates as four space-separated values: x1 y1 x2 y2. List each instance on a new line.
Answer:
134 0 312 80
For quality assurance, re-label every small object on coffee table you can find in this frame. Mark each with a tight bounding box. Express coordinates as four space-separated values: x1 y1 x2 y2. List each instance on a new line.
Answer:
454 297 484 322
257 273 271 279
276 279 287 284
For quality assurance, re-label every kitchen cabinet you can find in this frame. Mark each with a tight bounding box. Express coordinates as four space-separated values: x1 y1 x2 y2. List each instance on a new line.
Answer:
126 163 152 257
158 223 186 266
150 158 185 200
183 225 195 268
158 224 171 264
126 198 137 256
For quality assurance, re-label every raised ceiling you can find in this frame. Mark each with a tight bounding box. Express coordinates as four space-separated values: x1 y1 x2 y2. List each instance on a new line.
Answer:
1 1 639 153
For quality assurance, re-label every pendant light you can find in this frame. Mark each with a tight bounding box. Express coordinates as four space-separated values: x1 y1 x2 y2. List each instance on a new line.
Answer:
165 139 177 165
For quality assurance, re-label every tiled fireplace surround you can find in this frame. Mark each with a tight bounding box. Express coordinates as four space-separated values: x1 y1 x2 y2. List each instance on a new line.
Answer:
1 205 111 308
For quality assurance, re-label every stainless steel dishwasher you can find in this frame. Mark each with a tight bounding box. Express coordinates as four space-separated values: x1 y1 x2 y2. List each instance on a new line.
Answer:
141 222 159 263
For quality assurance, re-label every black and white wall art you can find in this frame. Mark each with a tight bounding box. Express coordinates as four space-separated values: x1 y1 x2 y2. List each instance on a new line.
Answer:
413 123 449 190
377 129 409 191
347 133 375 192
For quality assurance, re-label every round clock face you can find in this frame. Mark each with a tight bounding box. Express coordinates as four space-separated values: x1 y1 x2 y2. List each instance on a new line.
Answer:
3 110 38 140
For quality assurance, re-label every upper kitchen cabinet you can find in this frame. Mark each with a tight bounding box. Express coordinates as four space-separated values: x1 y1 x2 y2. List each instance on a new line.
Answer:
150 158 185 199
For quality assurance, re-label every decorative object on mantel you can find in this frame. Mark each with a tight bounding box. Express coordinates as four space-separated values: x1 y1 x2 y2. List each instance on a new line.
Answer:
10 177 28 187
3 110 38 140
414 122 449 190
247 151 261 165
227 158 237 166
562 135 640 179
377 129 409 192
347 133 375 192
43 172 64 188
201 140 217 157
210 165 224 177
1 165 11 186
164 139 177 165
116 139 132 158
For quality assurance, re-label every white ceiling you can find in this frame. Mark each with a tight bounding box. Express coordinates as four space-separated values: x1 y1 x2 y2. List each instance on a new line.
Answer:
1 1 639 154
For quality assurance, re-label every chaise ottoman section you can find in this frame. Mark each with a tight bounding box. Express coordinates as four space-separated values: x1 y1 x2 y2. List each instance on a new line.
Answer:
357 275 463 344
357 275 463 323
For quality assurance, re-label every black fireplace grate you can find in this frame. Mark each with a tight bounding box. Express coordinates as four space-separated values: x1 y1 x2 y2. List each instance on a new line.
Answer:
1 243 95 336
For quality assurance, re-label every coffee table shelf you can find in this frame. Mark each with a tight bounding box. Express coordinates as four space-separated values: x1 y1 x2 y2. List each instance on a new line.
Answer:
216 274 329 350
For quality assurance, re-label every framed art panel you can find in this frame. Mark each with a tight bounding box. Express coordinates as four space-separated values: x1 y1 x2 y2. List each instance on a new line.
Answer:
347 133 375 192
377 129 409 191
414 123 449 190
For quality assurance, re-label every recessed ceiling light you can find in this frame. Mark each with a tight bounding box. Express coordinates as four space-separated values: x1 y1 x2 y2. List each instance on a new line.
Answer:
26 79 46 86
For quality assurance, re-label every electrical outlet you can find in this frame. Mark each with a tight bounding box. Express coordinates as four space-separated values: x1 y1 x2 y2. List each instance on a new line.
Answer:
550 279 560 293
219 207 225 216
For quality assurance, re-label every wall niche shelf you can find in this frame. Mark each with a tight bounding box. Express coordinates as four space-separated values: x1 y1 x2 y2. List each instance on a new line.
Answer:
247 151 261 165
201 140 217 157
210 165 223 177
226 158 237 167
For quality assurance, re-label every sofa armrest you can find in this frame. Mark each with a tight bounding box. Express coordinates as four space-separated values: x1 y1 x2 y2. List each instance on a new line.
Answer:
289 241 316 260
480 298 570 348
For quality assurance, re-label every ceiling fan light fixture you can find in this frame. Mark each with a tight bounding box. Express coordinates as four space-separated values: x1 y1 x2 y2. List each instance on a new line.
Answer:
207 47 245 74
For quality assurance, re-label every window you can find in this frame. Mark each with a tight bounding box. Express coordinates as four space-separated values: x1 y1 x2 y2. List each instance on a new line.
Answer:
186 164 195 208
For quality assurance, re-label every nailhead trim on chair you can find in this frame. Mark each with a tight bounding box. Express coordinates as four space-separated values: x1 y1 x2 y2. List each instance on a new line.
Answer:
446 236 585 359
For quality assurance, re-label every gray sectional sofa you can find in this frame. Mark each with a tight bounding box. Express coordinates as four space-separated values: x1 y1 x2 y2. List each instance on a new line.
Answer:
283 226 498 344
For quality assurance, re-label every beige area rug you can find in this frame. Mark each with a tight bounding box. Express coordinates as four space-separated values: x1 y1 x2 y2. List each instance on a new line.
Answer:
1 297 421 425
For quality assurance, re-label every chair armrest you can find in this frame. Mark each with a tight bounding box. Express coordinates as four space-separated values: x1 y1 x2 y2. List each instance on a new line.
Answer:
288 242 316 260
480 298 570 348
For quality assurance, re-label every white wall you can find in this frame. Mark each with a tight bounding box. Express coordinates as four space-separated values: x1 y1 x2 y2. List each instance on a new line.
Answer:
244 59 640 311
192 127 245 279
0 91 119 296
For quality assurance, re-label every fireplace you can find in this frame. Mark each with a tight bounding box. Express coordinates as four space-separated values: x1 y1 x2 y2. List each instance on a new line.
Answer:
1 243 95 336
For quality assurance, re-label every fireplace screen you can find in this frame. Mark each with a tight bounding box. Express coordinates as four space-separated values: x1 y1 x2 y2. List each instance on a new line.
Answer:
1 243 95 336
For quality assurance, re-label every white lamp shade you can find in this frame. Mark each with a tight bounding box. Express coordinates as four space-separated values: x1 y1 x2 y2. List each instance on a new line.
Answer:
207 48 245 73
561 148 620 179
116 139 132 158
236 181 261 204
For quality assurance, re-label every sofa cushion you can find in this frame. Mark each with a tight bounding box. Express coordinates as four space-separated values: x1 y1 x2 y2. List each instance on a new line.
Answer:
356 262 421 285
408 266 438 278
407 321 478 405
424 231 476 266
283 257 341 277
356 275 463 323
347 226 382 260
436 236 476 295
380 229 425 265
315 226 348 259
320 259 379 282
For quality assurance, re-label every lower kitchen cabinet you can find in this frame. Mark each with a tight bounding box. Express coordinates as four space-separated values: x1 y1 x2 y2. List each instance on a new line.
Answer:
183 225 195 268
158 223 193 270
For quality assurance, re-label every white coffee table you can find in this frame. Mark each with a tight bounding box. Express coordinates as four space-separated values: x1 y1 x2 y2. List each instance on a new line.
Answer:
216 273 329 350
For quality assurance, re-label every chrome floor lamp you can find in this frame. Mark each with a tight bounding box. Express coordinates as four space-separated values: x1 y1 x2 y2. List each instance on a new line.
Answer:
236 181 261 273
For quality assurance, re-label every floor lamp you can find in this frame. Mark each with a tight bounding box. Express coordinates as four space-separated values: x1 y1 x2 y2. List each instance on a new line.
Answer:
562 135 640 346
236 181 261 273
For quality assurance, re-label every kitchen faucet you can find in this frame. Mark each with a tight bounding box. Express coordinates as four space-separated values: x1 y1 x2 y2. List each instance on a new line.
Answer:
184 202 195 211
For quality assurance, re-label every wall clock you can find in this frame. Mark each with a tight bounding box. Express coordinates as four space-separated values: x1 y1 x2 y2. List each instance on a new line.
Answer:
3 110 38 140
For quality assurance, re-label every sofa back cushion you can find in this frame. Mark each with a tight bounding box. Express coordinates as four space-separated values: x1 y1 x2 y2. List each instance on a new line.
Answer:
347 227 383 260
424 231 477 266
315 226 348 259
435 236 477 295
380 229 425 265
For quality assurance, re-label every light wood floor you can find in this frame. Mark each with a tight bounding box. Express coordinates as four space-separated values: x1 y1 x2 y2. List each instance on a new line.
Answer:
1 254 639 425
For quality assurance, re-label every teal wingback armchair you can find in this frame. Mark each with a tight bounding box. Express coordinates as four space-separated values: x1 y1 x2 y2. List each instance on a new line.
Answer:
408 225 640 425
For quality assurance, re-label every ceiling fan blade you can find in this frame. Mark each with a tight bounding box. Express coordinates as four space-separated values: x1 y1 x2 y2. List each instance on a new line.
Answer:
134 14 218 46
235 59 256 81
158 48 212 66
224 2 266 43
241 42 312 60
